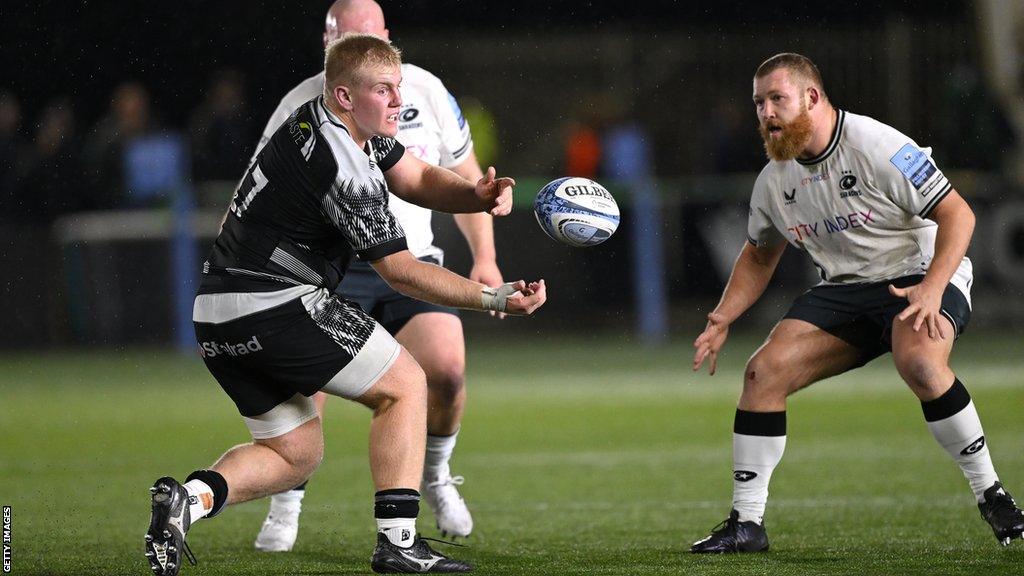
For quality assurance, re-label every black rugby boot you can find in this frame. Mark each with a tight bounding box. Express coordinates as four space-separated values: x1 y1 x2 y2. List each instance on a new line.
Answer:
371 533 472 573
144 477 197 576
979 482 1024 546
690 509 769 553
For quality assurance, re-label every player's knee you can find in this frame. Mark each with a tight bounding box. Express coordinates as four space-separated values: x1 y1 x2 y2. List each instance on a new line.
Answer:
266 430 323 480
743 351 789 394
292 440 323 480
424 356 465 405
893 352 945 392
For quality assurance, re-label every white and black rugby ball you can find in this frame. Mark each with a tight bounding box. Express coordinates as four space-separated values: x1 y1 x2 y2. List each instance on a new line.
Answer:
533 177 620 247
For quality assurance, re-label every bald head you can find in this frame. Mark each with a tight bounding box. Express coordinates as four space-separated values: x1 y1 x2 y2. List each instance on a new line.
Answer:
324 0 388 46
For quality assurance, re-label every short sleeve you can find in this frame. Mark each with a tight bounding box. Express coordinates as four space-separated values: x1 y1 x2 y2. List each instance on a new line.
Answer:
323 178 407 261
433 86 474 168
369 136 406 172
882 141 952 219
747 177 785 247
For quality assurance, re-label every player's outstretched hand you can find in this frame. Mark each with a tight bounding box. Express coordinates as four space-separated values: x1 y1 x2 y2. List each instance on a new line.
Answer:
503 279 546 315
693 312 730 375
475 166 515 216
889 283 946 340
471 260 507 319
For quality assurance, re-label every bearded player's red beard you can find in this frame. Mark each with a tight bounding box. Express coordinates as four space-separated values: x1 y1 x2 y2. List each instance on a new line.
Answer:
758 103 814 162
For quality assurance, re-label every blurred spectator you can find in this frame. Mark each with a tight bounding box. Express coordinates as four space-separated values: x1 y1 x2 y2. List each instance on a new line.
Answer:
13 98 84 223
189 70 254 182
0 91 25 220
564 119 603 179
564 99 616 179
83 81 159 209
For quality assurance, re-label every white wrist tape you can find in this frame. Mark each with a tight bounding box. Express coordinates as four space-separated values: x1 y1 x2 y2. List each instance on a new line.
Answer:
481 283 518 312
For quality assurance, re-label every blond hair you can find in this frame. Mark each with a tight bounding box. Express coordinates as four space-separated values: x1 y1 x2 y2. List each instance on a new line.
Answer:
324 33 401 94
755 53 827 100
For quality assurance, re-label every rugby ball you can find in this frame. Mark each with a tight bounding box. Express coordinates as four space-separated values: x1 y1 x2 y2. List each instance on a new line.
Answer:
533 177 620 247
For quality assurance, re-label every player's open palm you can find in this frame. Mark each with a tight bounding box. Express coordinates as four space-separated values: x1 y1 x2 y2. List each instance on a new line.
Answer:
693 312 730 375
476 166 515 216
504 279 546 315
889 282 946 339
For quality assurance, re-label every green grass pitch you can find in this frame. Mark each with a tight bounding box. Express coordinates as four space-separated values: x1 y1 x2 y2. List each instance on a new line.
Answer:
2 330 1022 575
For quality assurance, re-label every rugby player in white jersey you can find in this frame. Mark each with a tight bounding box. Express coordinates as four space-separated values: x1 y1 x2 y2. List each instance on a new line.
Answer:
689 53 1024 553
252 0 501 552
143 34 546 575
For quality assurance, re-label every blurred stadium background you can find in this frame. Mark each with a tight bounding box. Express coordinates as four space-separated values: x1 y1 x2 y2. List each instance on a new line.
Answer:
2 1 1023 574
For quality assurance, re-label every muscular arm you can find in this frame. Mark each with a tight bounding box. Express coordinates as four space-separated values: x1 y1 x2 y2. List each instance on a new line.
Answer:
370 250 544 315
713 240 788 324
693 240 786 374
920 190 974 291
889 189 974 338
371 250 488 309
384 151 511 214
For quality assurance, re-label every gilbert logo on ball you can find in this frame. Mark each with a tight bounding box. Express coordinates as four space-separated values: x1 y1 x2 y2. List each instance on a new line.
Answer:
533 177 620 247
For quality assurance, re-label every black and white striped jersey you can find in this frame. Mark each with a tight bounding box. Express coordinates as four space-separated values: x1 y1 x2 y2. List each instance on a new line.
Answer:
199 95 407 295
252 64 474 261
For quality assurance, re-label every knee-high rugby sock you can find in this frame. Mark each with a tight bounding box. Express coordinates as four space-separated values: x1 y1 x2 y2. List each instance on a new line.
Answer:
425 430 459 481
267 480 307 516
732 409 787 524
921 378 999 501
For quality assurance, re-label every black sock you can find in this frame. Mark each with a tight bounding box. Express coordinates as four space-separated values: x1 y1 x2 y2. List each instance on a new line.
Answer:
374 488 420 519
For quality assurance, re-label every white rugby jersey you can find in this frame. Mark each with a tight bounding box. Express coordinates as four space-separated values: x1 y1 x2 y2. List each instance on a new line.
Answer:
253 64 474 260
747 110 972 303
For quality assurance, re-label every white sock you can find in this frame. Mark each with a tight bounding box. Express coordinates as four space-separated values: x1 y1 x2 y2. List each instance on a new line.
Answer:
377 517 417 547
269 489 304 516
183 479 215 522
925 398 999 501
425 430 459 481
732 432 786 524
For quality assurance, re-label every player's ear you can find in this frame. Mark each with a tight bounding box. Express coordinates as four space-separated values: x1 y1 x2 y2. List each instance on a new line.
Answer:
806 86 820 109
334 84 354 111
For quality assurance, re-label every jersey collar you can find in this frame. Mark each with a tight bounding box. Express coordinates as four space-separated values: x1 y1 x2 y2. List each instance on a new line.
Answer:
317 95 349 133
797 109 845 166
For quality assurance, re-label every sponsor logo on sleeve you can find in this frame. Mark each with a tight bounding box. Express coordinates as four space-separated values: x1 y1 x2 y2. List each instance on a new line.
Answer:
289 120 317 161
889 143 937 191
447 92 466 129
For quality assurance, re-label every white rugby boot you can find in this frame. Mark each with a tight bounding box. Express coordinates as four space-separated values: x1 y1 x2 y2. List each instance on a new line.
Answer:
254 492 302 552
422 466 473 539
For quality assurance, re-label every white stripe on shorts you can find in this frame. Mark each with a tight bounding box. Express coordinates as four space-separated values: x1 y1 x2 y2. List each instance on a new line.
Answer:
321 323 401 399
193 285 318 324
243 392 318 439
